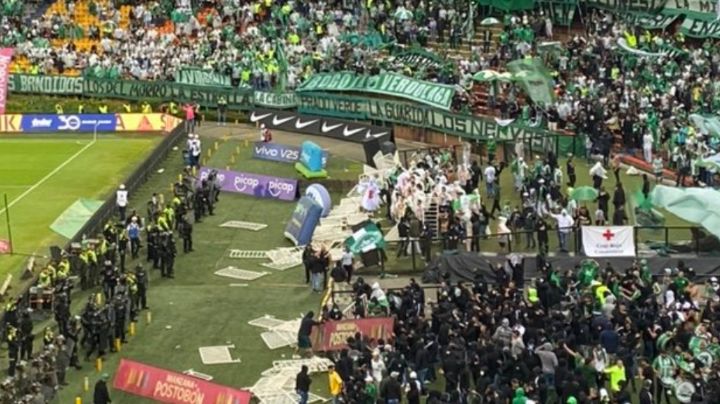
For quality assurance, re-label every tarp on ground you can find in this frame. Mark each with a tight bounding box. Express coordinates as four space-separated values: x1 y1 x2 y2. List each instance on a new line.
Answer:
50 198 104 239
422 252 498 283
649 185 720 240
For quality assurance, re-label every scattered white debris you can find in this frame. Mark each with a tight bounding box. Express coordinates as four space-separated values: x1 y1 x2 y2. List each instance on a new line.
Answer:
220 221 269 231
183 369 213 381
214 267 268 281
249 357 332 404
228 250 268 259
198 345 241 365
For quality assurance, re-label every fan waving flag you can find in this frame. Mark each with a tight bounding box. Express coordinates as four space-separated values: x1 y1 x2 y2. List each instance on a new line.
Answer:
581 226 635 257
345 222 385 254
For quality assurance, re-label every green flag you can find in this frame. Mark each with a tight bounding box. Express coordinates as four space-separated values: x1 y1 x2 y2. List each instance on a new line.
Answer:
507 58 556 106
345 222 386 254
275 41 288 91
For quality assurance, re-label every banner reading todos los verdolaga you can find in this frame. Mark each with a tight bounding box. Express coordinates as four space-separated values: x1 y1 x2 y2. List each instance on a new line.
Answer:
114 359 251 404
296 72 456 111
311 317 395 351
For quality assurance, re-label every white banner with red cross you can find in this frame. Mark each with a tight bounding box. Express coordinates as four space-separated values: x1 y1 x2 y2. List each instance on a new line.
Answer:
581 226 635 257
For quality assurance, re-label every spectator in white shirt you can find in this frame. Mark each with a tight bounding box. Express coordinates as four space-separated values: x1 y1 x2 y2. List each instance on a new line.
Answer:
549 209 574 252
116 184 128 221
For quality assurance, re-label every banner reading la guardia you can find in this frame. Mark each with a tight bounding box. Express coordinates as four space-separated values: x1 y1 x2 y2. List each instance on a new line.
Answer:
198 167 297 201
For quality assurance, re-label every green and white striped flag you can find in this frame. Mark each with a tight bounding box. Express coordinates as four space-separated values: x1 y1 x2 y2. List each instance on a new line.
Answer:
345 222 386 254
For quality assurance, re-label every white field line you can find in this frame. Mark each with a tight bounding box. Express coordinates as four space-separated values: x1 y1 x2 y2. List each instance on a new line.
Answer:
0 139 96 215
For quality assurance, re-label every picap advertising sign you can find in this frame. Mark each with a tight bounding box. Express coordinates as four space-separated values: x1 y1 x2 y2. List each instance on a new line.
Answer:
198 167 297 201
310 317 395 351
581 226 636 257
113 358 251 404
252 142 327 167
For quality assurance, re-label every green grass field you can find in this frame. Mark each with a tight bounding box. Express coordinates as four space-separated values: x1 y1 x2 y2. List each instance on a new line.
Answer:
53 137 358 403
0 135 163 285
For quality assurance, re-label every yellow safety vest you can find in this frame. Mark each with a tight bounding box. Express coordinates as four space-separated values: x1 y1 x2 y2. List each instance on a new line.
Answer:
98 105 108 113
78 104 85 113
55 104 64 114
142 103 152 113
123 103 132 113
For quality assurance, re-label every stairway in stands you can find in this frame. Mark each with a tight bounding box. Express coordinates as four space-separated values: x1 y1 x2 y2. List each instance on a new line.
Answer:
424 200 440 237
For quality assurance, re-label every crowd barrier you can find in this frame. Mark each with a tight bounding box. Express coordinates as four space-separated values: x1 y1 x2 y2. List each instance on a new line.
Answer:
380 224 717 273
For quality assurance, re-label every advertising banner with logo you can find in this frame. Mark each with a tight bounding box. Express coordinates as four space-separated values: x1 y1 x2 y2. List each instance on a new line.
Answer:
20 114 117 133
252 142 327 167
297 72 455 110
284 196 323 246
249 108 391 143
198 167 297 201
581 226 636 257
0 48 14 115
311 317 395 351
113 358 251 404
115 113 182 133
0 114 23 133
253 91 298 109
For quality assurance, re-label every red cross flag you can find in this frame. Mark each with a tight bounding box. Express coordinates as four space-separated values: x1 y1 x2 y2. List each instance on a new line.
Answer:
581 226 635 257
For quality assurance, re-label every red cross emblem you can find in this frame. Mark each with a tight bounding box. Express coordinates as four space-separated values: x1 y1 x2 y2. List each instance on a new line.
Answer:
602 229 615 241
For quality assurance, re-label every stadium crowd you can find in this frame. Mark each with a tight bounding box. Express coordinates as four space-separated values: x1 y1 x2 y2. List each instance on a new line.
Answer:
0 158 219 403
313 262 720 403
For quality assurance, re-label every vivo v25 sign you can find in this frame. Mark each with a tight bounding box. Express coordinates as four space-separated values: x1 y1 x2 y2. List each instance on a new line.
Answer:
297 72 456 111
252 142 327 167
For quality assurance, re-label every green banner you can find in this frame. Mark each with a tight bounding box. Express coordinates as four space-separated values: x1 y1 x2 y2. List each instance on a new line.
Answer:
476 0 535 11
681 17 720 38
506 58 556 106
9 74 254 108
629 13 678 30
394 48 445 71
176 67 234 88
296 72 456 111
7 74 83 95
297 92 368 119
253 91 298 109
83 79 253 108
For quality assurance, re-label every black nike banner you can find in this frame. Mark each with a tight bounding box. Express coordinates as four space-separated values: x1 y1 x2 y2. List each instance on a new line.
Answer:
249 108 392 143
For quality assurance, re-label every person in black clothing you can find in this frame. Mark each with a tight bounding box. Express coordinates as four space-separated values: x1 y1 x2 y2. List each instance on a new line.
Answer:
178 215 193 253
297 311 321 357
295 365 312 404
612 206 628 225
641 173 651 200
302 244 313 284
380 371 403 402
396 216 411 258
613 182 626 213
638 379 654 404
596 186 610 220
93 373 112 404
566 155 576 187
536 216 549 255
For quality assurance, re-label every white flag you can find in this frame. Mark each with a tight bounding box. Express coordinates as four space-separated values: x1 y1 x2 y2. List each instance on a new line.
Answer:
581 226 635 257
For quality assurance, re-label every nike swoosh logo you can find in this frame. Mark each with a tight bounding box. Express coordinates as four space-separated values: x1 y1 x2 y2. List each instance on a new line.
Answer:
366 130 389 138
272 116 294 125
321 123 343 133
250 112 271 122
343 127 365 137
295 119 318 129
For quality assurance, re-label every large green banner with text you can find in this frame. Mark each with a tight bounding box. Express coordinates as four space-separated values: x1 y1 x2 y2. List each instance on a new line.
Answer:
296 72 456 111
8 74 253 109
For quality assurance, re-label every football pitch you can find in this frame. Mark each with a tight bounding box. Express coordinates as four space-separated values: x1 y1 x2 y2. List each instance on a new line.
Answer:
0 135 163 282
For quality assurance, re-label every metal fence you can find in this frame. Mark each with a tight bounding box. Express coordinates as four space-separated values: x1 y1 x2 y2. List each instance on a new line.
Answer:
379 225 716 273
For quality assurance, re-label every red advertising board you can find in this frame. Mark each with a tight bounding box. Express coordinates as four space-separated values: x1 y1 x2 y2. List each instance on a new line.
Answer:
113 359 252 404
310 317 395 351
